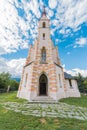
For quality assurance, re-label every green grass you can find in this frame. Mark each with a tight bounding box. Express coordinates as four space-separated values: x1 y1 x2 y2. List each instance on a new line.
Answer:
60 94 87 107
0 91 26 103
0 92 87 130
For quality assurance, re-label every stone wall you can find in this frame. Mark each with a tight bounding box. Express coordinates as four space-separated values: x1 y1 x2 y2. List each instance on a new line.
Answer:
17 12 80 102
65 79 80 97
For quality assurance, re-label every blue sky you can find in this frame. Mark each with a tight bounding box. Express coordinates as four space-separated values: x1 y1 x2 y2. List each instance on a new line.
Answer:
0 0 87 77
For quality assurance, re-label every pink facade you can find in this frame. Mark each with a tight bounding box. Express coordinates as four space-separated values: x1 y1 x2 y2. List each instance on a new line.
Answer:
17 9 80 101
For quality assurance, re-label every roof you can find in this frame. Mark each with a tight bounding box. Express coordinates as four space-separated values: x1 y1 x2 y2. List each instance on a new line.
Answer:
54 62 63 69
24 61 34 68
64 72 75 79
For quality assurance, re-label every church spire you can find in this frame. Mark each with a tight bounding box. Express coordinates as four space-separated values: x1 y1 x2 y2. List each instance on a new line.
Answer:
42 6 46 16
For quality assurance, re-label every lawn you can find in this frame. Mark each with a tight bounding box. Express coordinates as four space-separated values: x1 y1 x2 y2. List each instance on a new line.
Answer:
0 92 87 130
60 94 87 107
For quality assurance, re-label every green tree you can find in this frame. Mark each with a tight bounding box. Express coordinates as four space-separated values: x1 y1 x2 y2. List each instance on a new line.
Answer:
76 73 87 93
10 80 19 91
83 79 87 93
0 72 11 92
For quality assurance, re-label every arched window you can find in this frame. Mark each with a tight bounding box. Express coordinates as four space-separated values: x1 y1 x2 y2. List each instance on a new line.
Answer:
43 22 46 28
59 74 62 88
41 47 46 63
43 33 45 40
24 73 28 87
69 79 73 88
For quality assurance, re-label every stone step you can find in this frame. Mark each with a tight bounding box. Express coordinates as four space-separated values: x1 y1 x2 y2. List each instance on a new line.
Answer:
32 96 57 103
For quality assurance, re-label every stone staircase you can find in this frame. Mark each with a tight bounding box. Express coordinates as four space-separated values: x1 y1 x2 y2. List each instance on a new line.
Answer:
32 96 57 103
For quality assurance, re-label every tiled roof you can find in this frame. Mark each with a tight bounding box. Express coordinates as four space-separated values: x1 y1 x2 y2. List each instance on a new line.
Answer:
64 72 74 79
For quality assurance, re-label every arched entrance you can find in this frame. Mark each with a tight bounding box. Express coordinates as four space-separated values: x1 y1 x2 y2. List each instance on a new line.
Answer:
39 74 48 96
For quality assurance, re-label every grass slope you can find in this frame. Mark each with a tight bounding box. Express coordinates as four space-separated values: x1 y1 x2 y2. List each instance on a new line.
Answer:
60 94 87 107
0 92 87 130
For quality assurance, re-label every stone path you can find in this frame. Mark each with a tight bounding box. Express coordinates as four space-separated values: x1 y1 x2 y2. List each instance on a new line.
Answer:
2 102 87 120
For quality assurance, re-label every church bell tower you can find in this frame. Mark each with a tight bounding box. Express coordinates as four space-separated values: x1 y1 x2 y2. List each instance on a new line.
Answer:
17 7 80 101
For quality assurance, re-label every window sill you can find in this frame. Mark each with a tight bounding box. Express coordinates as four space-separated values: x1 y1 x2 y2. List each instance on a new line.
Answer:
40 61 48 64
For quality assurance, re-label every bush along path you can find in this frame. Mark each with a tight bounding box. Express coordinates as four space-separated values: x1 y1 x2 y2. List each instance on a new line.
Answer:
2 101 87 120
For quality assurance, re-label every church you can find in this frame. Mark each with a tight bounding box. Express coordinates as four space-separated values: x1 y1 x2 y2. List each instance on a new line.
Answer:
17 8 80 102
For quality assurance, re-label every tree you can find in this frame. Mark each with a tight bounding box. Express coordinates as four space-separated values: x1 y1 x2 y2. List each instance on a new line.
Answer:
10 80 19 91
0 72 19 93
76 73 87 93
83 79 87 93
0 72 11 92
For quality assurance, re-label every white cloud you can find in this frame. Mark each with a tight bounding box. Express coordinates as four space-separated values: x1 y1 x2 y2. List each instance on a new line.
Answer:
0 57 9 72
0 0 40 55
62 64 65 68
67 52 70 55
49 0 57 9
23 0 41 18
0 0 29 54
7 58 26 77
0 0 87 78
63 64 87 77
55 0 87 34
65 68 87 77
0 57 26 77
73 68 87 77
59 29 65 34
0 0 87 54
55 39 62 45
46 7 54 17
75 37 87 47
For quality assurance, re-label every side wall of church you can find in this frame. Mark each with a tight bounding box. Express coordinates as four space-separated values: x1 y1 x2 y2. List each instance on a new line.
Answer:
55 65 66 99
65 79 80 97
17 64 33 100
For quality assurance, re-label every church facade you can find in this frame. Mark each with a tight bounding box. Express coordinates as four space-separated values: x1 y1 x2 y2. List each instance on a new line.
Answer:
17 9 80 101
